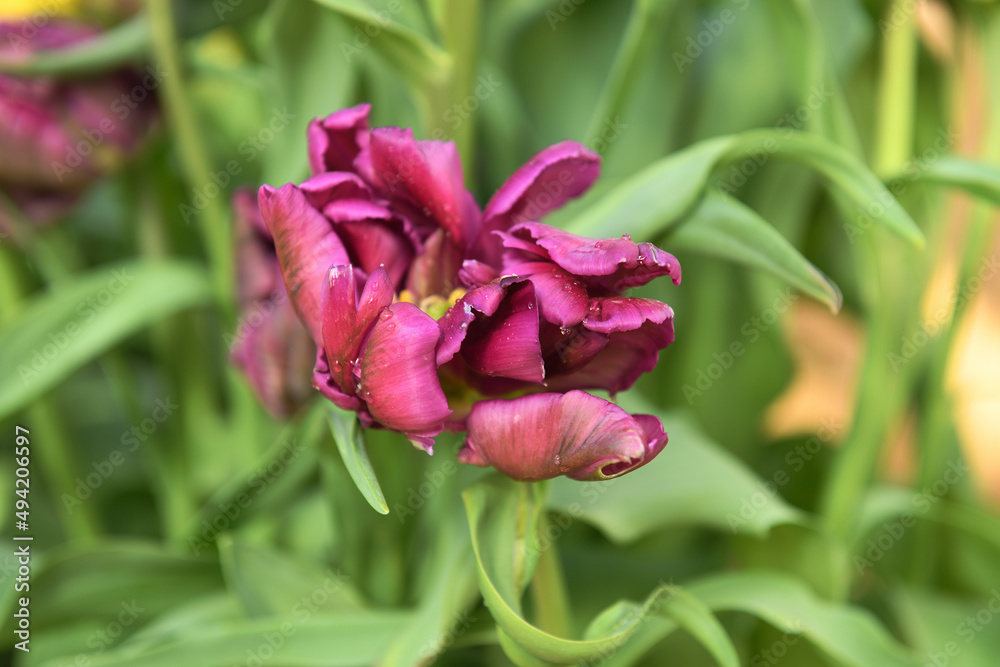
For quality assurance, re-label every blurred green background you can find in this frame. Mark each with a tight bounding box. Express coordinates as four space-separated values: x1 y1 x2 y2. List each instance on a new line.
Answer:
1 0 1000 665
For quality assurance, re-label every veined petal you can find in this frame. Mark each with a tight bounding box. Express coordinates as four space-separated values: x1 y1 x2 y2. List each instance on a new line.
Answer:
322 199 416 287
545 319 674 394
508 222 682 290
540 322 608 375
369 127 476 246
300 172 371 209
505 260 589 328
459 280 544 383
583 297 674 334
459 391 666 481
258 183 350 342
321 265 393 393
458 259 498 288
406 228 463 300
312 348 364 412
307 103 371 175
359 302 451 450
474 141 600 263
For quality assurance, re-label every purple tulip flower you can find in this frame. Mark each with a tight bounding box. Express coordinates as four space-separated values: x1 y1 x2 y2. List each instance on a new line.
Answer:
258 104 681 480
0 20 156 232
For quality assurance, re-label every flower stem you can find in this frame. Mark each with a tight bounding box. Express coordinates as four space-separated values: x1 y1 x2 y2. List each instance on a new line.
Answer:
529 513 573 639
147 0 234 320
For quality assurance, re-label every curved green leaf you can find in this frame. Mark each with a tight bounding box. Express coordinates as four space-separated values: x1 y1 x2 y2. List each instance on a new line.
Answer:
0 261 213 420
464 477 739 665
903 156 1000 205
668 192 843 311
689 571 921 667
564 129 924 248
308 0 452 90
325 404 389 514
38 610 415 667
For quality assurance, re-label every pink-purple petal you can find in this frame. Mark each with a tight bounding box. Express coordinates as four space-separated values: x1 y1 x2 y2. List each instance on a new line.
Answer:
258 183 350 342
307 103 371 175
545 320 674 395
583 297 674 334
300 172 371 208
508 260 589 328
459 391 664 481
358 302 451 450
320 265 393 394
459 281 544 382
368 127 474 246
473 141 601 263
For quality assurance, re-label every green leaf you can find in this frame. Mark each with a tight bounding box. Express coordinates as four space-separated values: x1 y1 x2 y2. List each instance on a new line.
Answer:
17 541 223 633
262 0 357 184
688 571 921 667
466 476 634 662
653 588 740 667
548 400 806 543
0 261 213 420
308 0 452 91
668 192 843 311
891 586 1000 667
903 156 1000 205
37 611 415 667
464 476 734 664
217 537 363 618
325 404 389 514
564 130 924 248
0 14 149 76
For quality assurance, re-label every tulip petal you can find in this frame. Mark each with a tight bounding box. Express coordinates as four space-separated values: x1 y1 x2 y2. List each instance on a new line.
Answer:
546 319 674 394
458 259 499 288
307 103 371 175
359 302 451 450
505 260 589 328
540 322 608 375
460 281 544 382
406 228 464 300
259 183 350 342
583 297 674 334
313 349 364 412
300 172 372 209
321 265 393 393
460 390 665 481
322 199 417 287
368 127 476 246
508 222 682 290
474 141 601 263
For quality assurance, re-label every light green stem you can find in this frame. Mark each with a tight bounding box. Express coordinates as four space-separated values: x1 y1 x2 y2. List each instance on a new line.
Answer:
147 0 234 319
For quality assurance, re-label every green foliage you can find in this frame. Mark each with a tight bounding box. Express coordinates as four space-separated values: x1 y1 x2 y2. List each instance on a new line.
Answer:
3 0 1000 665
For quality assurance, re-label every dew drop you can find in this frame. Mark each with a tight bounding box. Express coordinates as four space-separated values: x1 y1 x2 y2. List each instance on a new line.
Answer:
594 241 604 248
386 322 396 331
379 309 394 321
527 302 535 309
562 284 573 292
559 327 571 335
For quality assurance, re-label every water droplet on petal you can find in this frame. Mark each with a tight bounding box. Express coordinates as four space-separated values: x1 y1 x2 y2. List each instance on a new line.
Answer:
379 309 394 321
386 322 395 331
527 302 535 309
560 327 571 335
594 241 604 248
562 284 573 292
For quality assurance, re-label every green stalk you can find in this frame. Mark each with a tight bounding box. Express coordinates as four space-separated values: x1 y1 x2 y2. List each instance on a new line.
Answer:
0 250 100 541
820 0 920 557
529 515 573 639
872 0 918 177
430 0 480 176
146 0 234 319
584 0 674 147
